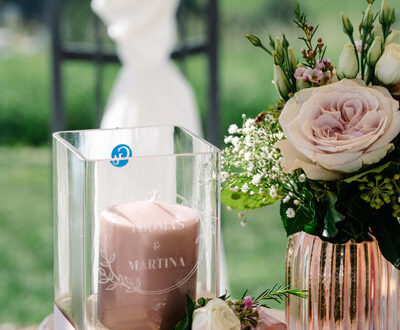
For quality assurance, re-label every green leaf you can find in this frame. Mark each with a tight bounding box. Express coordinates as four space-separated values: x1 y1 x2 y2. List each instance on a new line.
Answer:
369 214 400 270
221 185 276 211
322 191 345 238
344 162 392 183
280 199 318 236
174 294 195 330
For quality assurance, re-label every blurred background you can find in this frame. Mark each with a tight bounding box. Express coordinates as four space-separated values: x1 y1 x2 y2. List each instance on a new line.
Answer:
0 0 364 326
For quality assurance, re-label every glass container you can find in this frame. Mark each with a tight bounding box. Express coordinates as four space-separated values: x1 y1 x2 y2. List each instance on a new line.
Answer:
53 126 220 330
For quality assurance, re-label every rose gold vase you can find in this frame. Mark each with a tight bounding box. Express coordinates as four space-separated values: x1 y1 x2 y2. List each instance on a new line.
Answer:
286 232 400 330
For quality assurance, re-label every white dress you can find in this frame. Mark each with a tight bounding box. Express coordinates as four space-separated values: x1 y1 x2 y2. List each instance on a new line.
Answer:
91 0 202 136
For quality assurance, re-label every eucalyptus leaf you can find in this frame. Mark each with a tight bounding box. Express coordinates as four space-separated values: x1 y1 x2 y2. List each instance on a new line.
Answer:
221 186 276 211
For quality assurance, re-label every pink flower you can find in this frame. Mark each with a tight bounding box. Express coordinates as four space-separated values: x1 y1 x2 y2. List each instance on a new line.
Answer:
355 40 368 53
304 68 324 84
242 296 253 311
275 79 400 180
294 67 307 80
316 60 325 69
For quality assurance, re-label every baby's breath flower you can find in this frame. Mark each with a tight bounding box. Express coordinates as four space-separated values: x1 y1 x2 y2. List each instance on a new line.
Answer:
241 183 249 193
221 171 229 182
252 174 262 185
283 195 291 203
286 208 296 218
298 174 306 183
224 136 232 144
228 124 239 134
294 200 300 205
270 185 278 198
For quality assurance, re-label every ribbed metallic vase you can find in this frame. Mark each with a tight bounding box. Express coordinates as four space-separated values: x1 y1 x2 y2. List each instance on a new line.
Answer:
286 232 400 329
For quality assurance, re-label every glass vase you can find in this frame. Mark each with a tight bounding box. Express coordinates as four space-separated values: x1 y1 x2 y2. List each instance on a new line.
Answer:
286 231 400 329
53 126 220 330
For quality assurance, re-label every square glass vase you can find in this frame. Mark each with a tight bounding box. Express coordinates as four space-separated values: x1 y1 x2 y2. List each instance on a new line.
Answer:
53 126 221 330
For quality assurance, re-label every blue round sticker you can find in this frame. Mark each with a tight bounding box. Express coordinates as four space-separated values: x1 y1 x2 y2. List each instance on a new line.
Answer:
110 144 132 167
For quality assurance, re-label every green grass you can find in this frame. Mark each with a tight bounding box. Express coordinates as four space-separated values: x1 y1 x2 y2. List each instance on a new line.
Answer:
0 147 52 324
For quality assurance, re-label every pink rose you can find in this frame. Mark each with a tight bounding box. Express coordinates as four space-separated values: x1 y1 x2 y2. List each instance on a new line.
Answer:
276 79 400 180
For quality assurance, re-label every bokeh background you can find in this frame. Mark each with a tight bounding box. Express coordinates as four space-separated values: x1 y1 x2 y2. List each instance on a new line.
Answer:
0 0 365 326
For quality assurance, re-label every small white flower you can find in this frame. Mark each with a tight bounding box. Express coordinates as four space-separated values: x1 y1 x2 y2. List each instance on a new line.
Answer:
272 166 279 172
252 174 262 185
398 196 400 203
221 171 229 182
298 174 306 183
247 162 254 172
244 152 251 161
224 136 232 144
226 206 232 211
242 114 246 119
243 127 251 134
272 174 278 180
250 191 255 196
228 124 239 134
269 186 278 198
245 118 255 127
286 208 296 218
294 200 300 206
241 183 249 193
231 137 239 146
283 195 291 203
230 186 239 192
259 188 264 194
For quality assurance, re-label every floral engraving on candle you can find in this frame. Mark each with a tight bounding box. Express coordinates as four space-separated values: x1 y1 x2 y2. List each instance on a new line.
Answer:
98 249 141 293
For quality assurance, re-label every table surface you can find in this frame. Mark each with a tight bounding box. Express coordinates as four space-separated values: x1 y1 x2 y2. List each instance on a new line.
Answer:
0 309 286 330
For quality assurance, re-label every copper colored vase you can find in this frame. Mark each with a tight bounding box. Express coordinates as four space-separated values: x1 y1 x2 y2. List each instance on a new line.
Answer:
286 232 400 329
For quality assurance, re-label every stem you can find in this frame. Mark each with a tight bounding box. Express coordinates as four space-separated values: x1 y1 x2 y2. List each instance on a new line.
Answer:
365 65 374 85
259 44 273 56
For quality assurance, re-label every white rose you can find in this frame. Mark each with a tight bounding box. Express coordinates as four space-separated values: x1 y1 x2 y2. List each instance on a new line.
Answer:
375 43 400 85
276 79 400 180
192 299 241 330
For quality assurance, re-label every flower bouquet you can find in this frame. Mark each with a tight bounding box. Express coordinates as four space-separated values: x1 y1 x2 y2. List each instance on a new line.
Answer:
222 0 400 328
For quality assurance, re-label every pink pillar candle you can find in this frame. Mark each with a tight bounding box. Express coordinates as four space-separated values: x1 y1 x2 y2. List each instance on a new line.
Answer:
97 198 200 330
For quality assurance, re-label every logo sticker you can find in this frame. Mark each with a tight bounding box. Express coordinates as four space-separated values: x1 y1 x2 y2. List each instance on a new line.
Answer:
110 144 132 167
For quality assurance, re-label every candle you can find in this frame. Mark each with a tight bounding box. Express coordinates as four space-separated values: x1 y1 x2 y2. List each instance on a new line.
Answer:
97 197 200 330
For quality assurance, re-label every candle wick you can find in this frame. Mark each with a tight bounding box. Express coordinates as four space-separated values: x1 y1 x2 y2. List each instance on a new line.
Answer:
150 190 159 202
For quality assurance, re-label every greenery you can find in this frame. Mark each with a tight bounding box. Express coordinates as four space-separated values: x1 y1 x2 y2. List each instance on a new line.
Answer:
221 0 400 272
175 285 307 330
